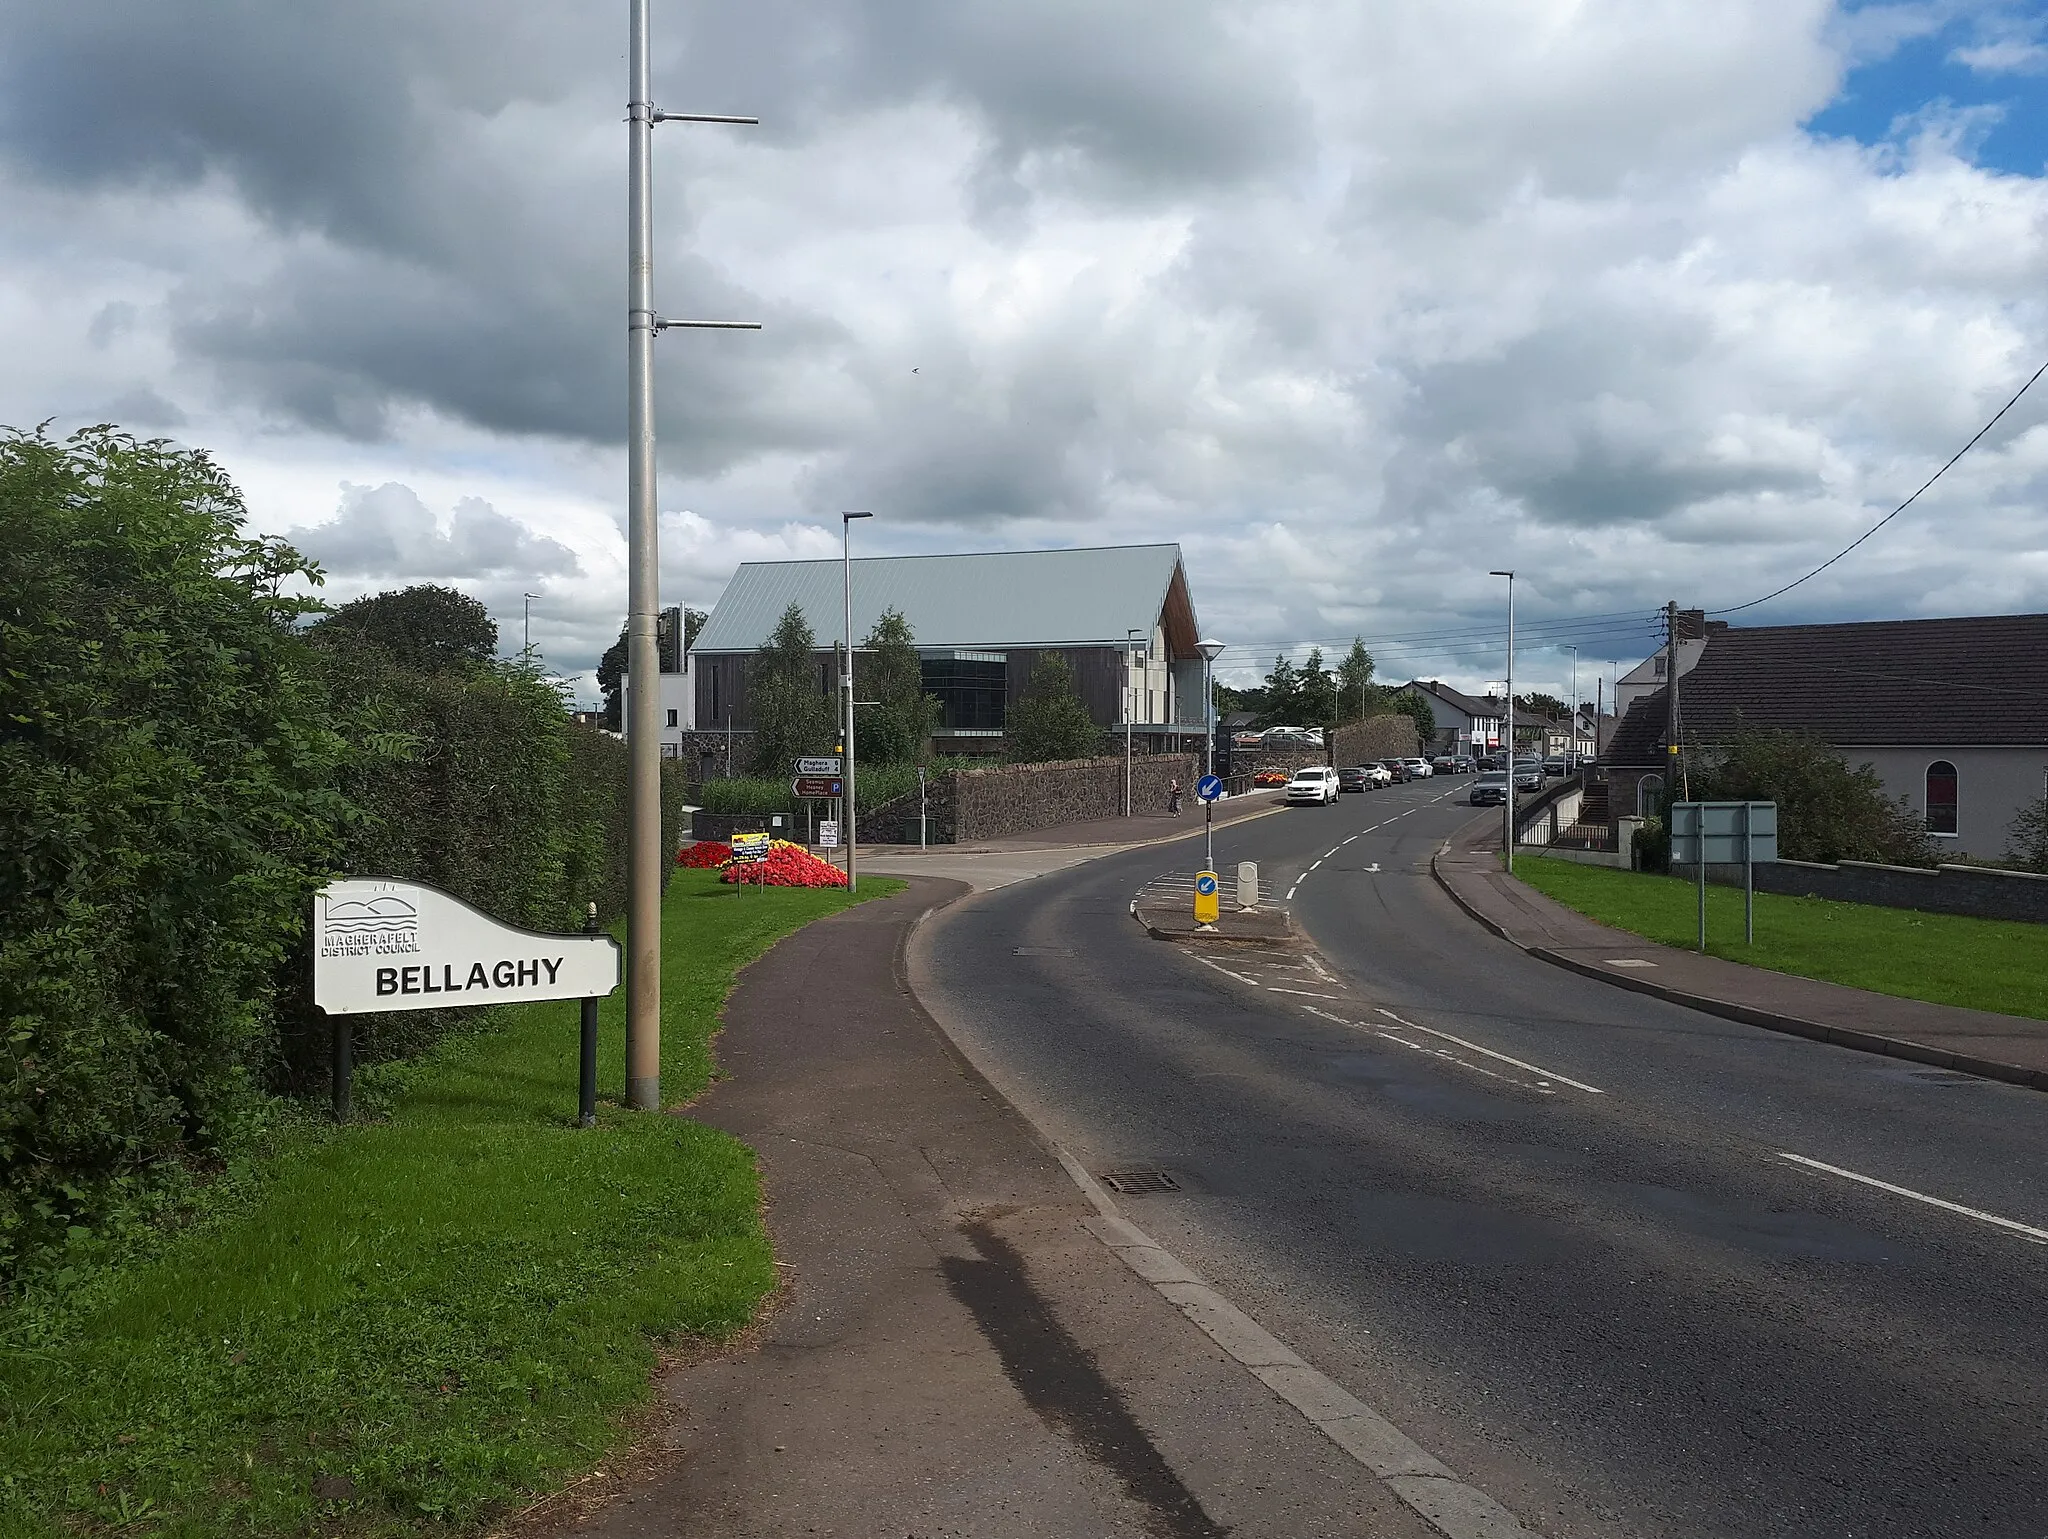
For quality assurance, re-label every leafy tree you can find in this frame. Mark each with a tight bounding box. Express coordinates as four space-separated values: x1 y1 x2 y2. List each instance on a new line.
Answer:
1388 688 1436 743
2007 793 2048 873
1258 655 1303 727
1007 653 1100 763
747 603 833 776
1693 725 1934 866
858 607 940 765
312 583 496 674
0 424 353 1269
1297 647 1337 727
1517 691 1568 722
1212 680 1248 717
1333 639 1381 724
598 607 707 730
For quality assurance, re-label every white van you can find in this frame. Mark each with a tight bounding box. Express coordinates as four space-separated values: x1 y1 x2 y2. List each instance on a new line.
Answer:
1285 766 1340 805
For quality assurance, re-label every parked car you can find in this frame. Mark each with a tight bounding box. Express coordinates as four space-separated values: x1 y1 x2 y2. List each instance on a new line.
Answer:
1400 757 1434 779
1451 756 1475 773
1378 758 1410 783
1232 730 1266 751
1364 762 1394 786
1286 765 1341 805
1468 774 1507 806
1430 755 1459 775
1337 765 1374 793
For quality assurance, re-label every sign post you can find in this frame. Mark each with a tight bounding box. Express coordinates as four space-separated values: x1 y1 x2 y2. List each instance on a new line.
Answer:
729 831 772 893
315 878 622 1123
1197 773 1224 871
1669 802 1778 952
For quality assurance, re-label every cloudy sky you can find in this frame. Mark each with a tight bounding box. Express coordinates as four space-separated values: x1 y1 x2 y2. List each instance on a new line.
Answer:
5 0 2047 705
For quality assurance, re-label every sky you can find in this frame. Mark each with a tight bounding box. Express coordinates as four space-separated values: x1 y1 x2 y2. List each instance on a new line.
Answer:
4 0 2047 708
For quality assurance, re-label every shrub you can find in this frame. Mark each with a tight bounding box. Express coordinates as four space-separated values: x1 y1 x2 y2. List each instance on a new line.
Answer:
1693 726 1934 866
1006 654 1099 764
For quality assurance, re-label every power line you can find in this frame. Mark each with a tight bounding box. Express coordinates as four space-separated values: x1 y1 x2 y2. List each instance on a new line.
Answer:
1710 355 2048 617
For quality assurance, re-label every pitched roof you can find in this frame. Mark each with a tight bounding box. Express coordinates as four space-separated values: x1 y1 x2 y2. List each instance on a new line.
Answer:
1604 611 2048 762
692 544 1199 656
1404 679 1504 719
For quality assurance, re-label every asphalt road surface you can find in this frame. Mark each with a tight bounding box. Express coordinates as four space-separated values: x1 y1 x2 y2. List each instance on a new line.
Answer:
912 778 2048 1539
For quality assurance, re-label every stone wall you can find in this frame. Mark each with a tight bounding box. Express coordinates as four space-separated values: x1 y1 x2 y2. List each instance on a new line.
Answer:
952 753 1199 841
1674 857 2048 925
1330 714 1420 765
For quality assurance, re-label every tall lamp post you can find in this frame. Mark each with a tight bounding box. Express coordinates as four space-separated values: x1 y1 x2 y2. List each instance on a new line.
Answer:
1197 638 1225 780
522 592 540 655
842 511 872 890
1490 570 1515 873
1565 643 1579 770
1125 628 1144 816
623 0 757 1113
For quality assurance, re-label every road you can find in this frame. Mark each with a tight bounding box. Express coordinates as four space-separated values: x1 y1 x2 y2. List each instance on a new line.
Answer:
910 778 2048 1539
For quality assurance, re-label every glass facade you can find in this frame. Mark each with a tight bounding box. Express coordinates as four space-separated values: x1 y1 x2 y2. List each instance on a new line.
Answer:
922 651 1007 732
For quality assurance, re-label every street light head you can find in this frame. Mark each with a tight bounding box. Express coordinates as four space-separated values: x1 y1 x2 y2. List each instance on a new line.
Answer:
1197 638 1226 661
842 510 873 522
1489 569 1514 578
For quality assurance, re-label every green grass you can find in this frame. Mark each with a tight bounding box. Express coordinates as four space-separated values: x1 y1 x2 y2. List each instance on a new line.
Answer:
1514 856 2048 1020
0 869 900 1538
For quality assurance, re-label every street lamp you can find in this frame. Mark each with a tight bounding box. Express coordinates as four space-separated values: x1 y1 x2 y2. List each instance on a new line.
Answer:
1197 638 1226 780
622 0 758 1113
522 592 540 655
1125 628 1144 816
1490 570 1515 873
842 511 872 891
1564 643 1578 771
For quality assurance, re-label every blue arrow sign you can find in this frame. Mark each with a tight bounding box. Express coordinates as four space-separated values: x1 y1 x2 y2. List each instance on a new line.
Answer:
1196 774 1224 802
1195 872 1218 896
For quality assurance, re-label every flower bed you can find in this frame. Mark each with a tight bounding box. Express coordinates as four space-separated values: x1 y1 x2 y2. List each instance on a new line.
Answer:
676 840 733 868
720 839 849 888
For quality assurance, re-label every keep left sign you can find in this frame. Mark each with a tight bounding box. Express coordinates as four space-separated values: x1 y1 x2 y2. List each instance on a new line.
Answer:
314 877 621 1016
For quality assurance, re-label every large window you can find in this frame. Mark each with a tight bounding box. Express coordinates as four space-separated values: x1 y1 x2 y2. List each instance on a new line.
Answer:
1925 760 1958 836
921 651 1007 732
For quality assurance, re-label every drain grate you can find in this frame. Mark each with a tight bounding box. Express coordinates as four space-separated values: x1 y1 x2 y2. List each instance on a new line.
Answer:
1100 1169 1180 1195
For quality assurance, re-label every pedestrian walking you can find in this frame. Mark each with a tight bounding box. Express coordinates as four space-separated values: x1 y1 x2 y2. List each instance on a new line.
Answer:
1168 778 1183 817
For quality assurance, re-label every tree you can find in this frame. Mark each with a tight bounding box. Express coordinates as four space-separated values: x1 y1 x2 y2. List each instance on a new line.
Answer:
2007 792 2048 873
312 584 496 674
1693 725 1934 866
1333 639 1381 724
1388 688 1436 743
858 607 940 765
599 607 706 730
1006 653 1100 763
1258 655 1303 727
747 603 834 776
1297 647 1337 727
1517 691 1567 722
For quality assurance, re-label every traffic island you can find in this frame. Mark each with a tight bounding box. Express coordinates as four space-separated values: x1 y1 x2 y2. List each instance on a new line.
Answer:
1133 895 1295 947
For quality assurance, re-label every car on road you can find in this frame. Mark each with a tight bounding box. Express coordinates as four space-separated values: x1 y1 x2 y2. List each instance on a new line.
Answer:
1542 755 1568 777
1451 755 1475 773
1378 758 1410 782
1430 755 1464 775
1511 762 1543 792
1400 757 1434 779
1337 765 1377 793
1285 766 1341 805
1468 773 1507 806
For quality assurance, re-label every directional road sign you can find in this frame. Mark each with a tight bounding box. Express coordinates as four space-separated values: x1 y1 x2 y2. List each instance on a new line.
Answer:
1196 774 1224 802
796 756 842 775
792 776 843 799
1193 869 1220 926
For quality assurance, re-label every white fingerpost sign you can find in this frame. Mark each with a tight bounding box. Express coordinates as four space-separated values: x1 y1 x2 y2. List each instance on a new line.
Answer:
314 878 621 1016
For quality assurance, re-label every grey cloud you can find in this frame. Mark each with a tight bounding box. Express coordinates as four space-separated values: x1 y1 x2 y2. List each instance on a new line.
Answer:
287 482 579 580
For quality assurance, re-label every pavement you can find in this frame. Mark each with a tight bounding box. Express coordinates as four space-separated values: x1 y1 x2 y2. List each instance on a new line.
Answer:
542 877 1435 1539
1431 813 2048 1090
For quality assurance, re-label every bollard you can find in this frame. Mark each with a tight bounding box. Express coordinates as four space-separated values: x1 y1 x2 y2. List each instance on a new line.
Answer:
578 902 600 1127
1237 860 1259 911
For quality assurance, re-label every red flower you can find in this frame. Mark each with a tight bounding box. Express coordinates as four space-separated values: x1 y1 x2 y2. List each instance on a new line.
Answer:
677 841 733 868
718 844 849 888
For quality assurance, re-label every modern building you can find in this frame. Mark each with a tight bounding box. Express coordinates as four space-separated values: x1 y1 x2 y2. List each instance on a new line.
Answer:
689 544 1211 757
619 604 696 757
1604 611 2048 859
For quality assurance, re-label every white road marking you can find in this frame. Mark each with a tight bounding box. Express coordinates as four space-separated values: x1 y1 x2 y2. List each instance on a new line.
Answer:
1324 847 1342 859
1605 958 1657 969
1266 986 1344 999
1777 1152 2048 1245
1376 1009 1605 1095
1286 884 1300 900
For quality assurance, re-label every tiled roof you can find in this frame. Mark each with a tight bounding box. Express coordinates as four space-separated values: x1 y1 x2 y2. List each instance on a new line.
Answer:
1405 679 1504 719
1603 612 2048 763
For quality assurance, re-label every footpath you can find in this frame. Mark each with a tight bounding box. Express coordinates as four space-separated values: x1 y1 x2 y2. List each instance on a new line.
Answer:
537 878 1432 1539
1432 815 2048 1092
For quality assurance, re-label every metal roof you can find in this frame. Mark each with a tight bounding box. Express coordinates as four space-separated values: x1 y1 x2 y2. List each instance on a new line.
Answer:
692 544 1199 656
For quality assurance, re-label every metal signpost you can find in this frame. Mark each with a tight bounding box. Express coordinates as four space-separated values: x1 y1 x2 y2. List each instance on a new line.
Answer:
314 878 621 1124
1669 801 1779 951
1197 772 1224 870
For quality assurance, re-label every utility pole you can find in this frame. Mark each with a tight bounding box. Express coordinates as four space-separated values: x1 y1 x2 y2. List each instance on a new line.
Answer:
1665 600 1687 802
622 0 757 1112
523 592 540 655
1125 628 1143 815
842 512 872 890
1491 571 1515 871
1565 644 1578 769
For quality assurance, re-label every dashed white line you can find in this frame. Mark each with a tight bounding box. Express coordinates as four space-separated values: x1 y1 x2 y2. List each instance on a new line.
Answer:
1777 1152 2048 1244
1376 1009 1605 1095
1266 986 1344 1000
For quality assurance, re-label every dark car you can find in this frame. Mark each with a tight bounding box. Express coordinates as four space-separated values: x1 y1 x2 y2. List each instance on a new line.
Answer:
1337 765 1373 793
1468 774 1507 806
1431 755 1459 775
1542 755 1567 777
1378 757 1410 783
1512 762 1544 793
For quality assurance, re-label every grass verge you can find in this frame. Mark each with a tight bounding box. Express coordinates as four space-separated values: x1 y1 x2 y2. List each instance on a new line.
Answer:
1513 856 2048 1020
0 869 900 1537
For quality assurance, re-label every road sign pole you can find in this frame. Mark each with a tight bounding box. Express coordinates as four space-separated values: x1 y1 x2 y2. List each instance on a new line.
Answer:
1205 797 1213 872
1743 801 1754 946
578 902 600 1127
1696 807 1708 953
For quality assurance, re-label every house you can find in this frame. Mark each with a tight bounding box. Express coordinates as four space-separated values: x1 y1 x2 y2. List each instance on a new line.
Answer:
1401 680 1506 754
1603 611 2048 859
1612 608 1710 717
688 544 1210 758
620 605 696 758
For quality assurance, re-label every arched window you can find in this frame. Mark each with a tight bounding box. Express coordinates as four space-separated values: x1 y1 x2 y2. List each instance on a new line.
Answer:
1925 761 1958 837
